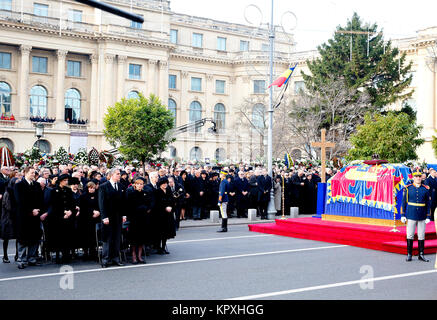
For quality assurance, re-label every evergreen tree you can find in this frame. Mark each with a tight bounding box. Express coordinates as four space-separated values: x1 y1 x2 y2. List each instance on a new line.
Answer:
302 13 413 110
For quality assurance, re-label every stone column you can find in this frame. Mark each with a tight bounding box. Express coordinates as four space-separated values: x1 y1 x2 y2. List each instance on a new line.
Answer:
102 53 115 128
158 60 168 103
147 59 158 96
117 55 127 101
18 45 31 120
417 52 435 138
55 49 68 123
89 53 99 127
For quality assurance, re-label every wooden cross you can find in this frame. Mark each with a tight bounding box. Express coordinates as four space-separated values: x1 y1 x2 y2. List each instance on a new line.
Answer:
311 129 335 183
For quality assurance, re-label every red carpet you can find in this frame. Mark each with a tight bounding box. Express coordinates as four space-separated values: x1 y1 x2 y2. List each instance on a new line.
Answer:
248 218 437 255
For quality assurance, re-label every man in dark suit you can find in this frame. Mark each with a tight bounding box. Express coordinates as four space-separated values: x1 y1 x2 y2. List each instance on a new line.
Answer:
14 167 43 269
234 170 249 218
257 168 272 219
98 168 126 267
424 168 437 221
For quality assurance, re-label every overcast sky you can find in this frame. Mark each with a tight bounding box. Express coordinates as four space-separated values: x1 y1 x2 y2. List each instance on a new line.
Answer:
170 0 437 52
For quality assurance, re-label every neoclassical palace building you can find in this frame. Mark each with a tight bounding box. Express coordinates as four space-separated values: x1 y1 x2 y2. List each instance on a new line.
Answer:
0 0 437 163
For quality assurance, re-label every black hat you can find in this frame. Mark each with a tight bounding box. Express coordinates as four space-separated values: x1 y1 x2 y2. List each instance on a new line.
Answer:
201 170 208 175
58 174 70 183
69 177 80 185
157 177 169 187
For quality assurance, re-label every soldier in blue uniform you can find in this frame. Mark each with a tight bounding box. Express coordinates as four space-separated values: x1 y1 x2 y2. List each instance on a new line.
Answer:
217 171 230 233
401 170 432 262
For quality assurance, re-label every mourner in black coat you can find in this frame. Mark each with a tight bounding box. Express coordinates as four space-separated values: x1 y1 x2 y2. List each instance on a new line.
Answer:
78 181 100 260
14 167 43 269
47 174 76 263
98 169 127 267
126 177 152 264
1 177 19 263
154 177 176 254
424 169 437 221
234 171 249 218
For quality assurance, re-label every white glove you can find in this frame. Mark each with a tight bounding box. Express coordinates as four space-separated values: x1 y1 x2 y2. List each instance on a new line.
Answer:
425 218 430 224
401 217 407 224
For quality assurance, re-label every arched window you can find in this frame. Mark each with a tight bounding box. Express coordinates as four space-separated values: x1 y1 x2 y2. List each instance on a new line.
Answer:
65 88 81 122
189 101 202 132
168 98 176 125
169 146 177 158
0 82 11 116
215 148 226 162
30 85 48 117
291 149 302 160
213 103 226 133
127 90 140 100
33 139 51 153
0 138 14 152
252 103 265 131
190 146 202 161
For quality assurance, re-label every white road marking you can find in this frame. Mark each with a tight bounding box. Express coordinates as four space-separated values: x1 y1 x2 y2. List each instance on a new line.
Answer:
227 268 437 300
0 245 347 282
168 234 273 244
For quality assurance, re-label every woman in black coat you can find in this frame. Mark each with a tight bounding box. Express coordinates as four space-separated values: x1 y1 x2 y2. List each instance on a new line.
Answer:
1 177 19 263
126 177 151 264
47 174 76 263
178 171 191 220
78 181 100 260
154 177 176 254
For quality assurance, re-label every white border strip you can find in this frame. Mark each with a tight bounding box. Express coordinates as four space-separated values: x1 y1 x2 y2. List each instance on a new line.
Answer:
0 245 347 282
228 268 437 300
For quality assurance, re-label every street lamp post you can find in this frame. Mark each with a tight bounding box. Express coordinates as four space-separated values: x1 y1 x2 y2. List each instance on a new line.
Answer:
266 0 276 219
244 1 296 219
35 122 44 149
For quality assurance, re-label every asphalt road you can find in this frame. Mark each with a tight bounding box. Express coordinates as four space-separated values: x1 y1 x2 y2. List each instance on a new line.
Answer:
1 224 436 300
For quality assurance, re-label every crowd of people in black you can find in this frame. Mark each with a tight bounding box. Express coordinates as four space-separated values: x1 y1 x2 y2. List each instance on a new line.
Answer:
0 162 331 269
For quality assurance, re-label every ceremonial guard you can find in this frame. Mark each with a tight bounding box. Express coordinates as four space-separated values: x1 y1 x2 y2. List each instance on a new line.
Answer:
401 171 432 262
217 171 230 232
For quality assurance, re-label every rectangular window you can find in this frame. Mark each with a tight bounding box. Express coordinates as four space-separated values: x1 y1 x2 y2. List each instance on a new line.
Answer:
0 0 12 11
169 74 176 89
217 37 226 51
240 40 249 51
34 3 49 17
67 60 81 77
129 64 141 80
294 81 305 94
215 80 225 94
191 77 202 91
32 56 48 73
254 80 266 94
170 29 178 44
192 33 203 48
130 15 143 29
261 43 269 52
68 9 82 22
0 52 11 69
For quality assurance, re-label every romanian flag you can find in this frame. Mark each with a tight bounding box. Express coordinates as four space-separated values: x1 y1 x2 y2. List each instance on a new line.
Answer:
268 64 297 88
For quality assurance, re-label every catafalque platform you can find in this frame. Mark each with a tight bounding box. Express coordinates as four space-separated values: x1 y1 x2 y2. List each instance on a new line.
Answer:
248 217 437 255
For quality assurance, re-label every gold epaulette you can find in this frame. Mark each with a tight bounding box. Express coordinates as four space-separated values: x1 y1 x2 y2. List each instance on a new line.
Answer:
423 184 430 189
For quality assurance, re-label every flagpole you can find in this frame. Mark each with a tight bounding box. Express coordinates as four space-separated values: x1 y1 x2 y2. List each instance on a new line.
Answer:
267 0 276 219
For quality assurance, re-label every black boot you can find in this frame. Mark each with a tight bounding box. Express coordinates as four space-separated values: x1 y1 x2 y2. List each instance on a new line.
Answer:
418 240 429 262
406 239 413 262
217 218 228 232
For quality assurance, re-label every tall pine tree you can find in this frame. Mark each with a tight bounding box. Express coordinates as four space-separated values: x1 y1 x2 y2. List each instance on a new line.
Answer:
302 13 413 110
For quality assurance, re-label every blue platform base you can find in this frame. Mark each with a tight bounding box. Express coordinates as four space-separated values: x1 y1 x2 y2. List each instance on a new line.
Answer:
313 182 327 219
